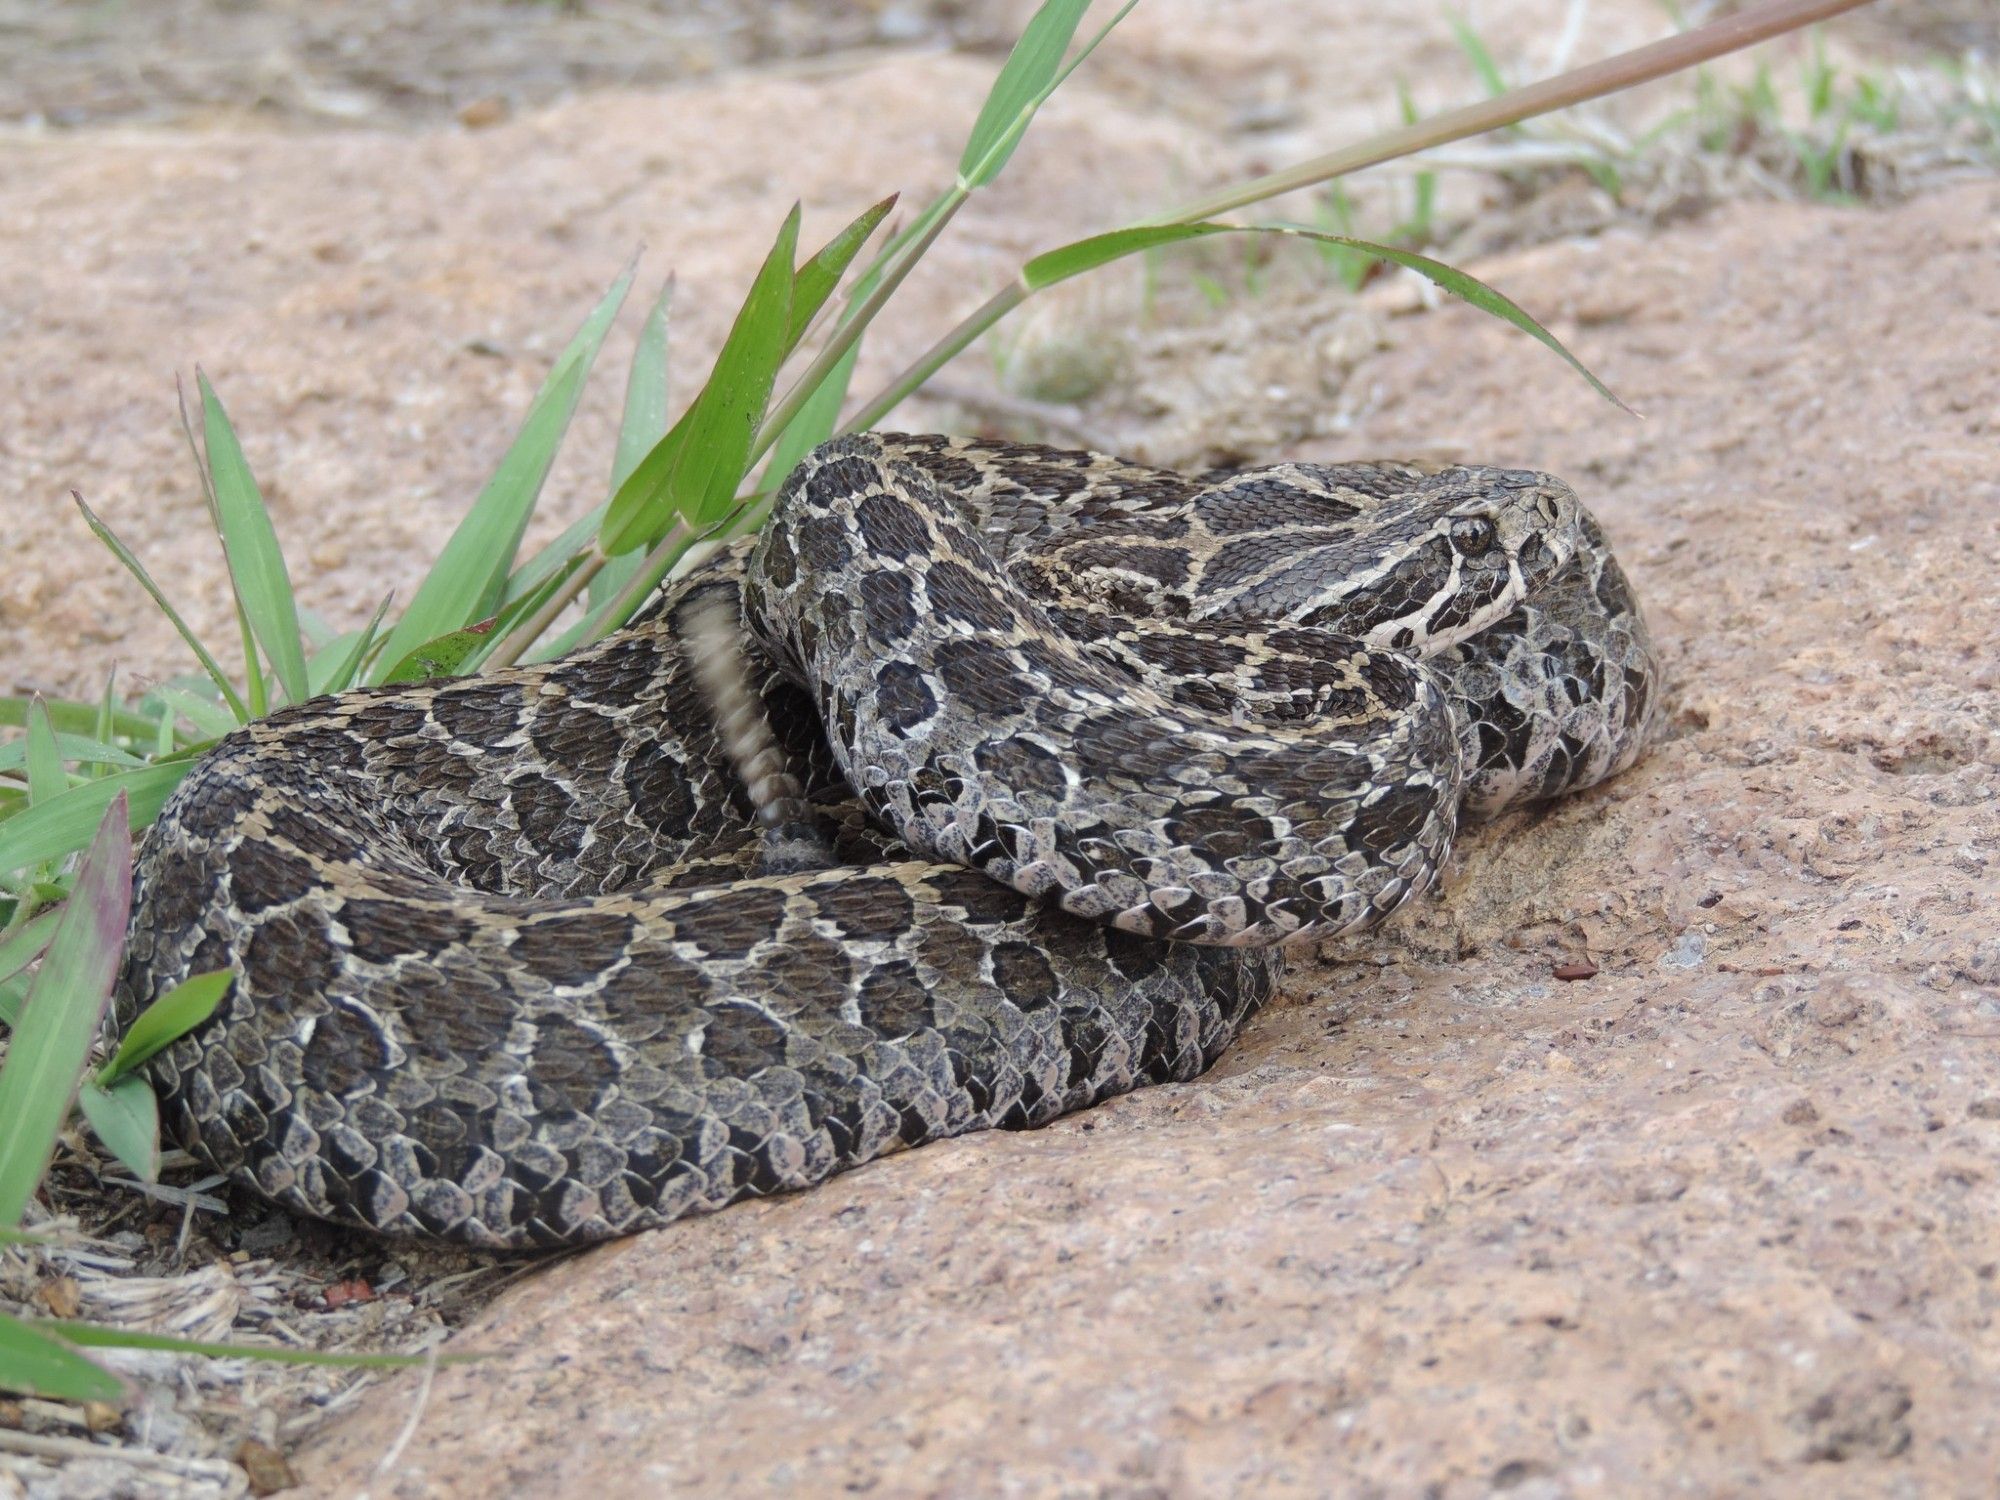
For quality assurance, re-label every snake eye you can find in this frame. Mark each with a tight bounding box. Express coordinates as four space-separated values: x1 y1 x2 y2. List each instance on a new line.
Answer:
1451 516 1497 555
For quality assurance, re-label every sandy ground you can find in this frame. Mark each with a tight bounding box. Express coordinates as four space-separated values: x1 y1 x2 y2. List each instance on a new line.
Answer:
3 1 1998 1496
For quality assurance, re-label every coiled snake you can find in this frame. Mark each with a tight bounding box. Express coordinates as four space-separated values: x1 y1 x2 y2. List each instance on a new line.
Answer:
116 435 1659 1249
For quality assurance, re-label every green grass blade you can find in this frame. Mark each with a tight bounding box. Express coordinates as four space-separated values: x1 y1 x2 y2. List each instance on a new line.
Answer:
957 0 1094 187
97 970 230 1088
78 1076 159 1182
1449 13 1510 98
149 684 238 743
1392 81 1440 241
73 494 250 723
527 562 651 660
755 0 1126 472
667 204 799 528
762 340 860 495
0 735 143 778
601 206 800 553
1278 227 1633 413
1020 222 1631 412
309 593 394 696
0 911 59 991
371 264 636 678
507 505 606 606
0 794 132 1226
0 911 61 1030
0 696 160 746
177 374 268 719
236 607 266 717
786 195 898 353
506 278 672 613
294 606 332 652
1019 223 1224 287
378 618 502 685
614 280 674 489
535 277 679 615
740 195 896 491
520 615 592 666
539 520 706 659
24 700 64 807
0 766 189 883
91 672 117 780
751 194 949 469
198 373 311 709
404 546 585 681
868 192 955 286
42 1320 474 1369
0 1311 125 1403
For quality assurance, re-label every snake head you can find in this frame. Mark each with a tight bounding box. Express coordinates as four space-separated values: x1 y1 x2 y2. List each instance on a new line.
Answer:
1301 466 1587 656
1437 467 1586 627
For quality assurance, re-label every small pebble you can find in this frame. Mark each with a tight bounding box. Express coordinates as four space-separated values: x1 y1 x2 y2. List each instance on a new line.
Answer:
237 1438 300 1497
456 96 509 129
322 1278 376 1310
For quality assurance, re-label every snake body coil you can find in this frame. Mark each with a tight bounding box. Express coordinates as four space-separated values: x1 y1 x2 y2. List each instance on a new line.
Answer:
117 435 1659 1249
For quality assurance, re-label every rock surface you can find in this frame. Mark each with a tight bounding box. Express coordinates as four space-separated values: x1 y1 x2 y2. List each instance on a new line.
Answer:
6 4 1997 1495
287 182 2000 1497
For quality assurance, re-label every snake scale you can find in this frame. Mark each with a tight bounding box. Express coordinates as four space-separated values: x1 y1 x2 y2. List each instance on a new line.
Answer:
115 434 1660 1250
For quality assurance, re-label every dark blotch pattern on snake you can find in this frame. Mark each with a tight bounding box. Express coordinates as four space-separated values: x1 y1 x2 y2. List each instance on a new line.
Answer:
115 435 1661 1249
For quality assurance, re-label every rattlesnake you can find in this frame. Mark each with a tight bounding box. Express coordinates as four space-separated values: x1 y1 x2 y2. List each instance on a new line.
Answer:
115 434 1659 1250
